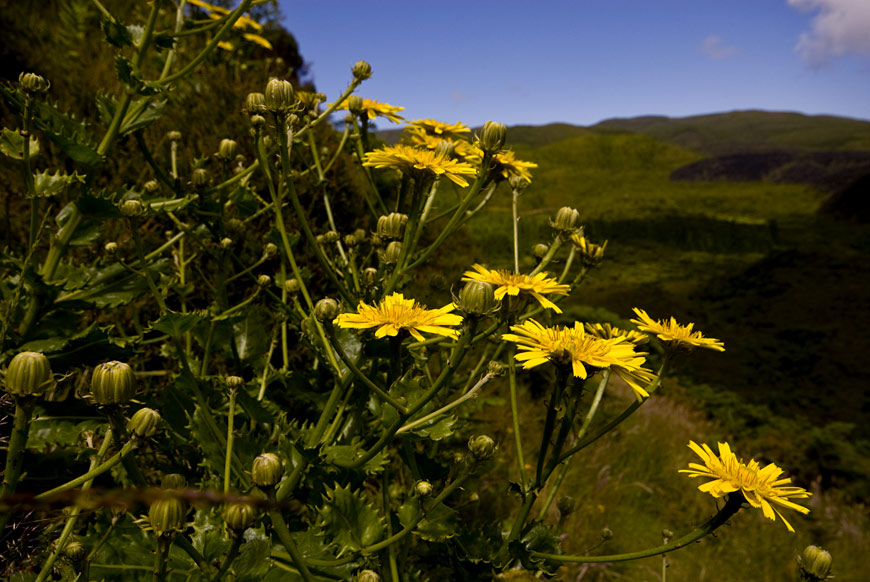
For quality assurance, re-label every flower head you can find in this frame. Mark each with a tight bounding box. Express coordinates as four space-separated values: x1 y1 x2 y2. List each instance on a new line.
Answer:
334 97 405 124
334 293 463 341
680 441 811 532
462 264 569 313
363 145 477 187
631 308 724 351
584 322 649 345
408 119 471 140
502 319 653 400
571 234 607 267
463 147 538 183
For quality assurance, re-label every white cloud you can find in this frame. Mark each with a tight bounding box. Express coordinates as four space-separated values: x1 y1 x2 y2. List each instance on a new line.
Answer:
788 0 870 66
702 35 738 60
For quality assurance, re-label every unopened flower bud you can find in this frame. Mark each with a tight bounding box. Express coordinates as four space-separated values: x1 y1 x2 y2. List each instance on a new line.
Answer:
456 280 496 316
533 243 549 259
120 199 144 217
128 407 161 438
191 168 209 188
572 235 606 267
661 528 674 539
257 274 271 288
468 435 496 461
225 376 244 390
344 234 359 248
148 497 186 537
245 92 266 115
314 298 340 322
370 234 383 247
799 545 832 581
263 242 278 257
166 131 182 142
557 496 576 516
552 206 581 234
217 138 238 160
284 278 300 294
487 361 505 376
90 361 136 404
414 480 433 497
509 175 530 190
478 121 507 154
315 234 326 245
19 72 50 94
324 231 340 244
220 237 233 249
352 60 372 81
264 78 295 113
362 268 378 287
376 213 408 241
383 241 402 265
104 241 119 254
161 473 187 489
347 95 364 115
224 218 244 235
223 502 258 533
144 179 160 193
435 140 455 157
353 228 367 242
252 453 283 488
601 527 614 540
356 570 379 582
5 351 54 397
62 539 86 562
250 114 266 129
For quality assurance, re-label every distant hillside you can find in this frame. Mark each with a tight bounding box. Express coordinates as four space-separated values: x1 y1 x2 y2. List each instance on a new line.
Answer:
592 110 870 154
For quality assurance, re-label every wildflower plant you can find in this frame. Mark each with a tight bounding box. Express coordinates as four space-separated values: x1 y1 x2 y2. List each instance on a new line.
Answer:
0 2 814 580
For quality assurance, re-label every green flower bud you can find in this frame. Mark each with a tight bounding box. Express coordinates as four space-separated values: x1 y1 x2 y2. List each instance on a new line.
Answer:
468 435 496 461
344 234 359 248
353 228 367 242
250 114 266 130
362 268 378 287
661 528 674 539
572 235 607 267
435 140 455 157
557 496 576 516
104 241 119 255
224 218 244 235
414 480 433 497
120 199 144 218
315 234 326 245
225 376 244 390
257 274 272 288
552 206 581 235
161 473 187 489
352 60 372 81
601 527 614 540
166 131 182 142
478 121 507 154
144 179 160 193
263 242 278 257
128 407 161 438
245 92 266 115
217 138 238 160
799 545 832 581
347 95 364 115
19 72 50 93
486 361 505 376
61 539 86 562
324 231 340 244
264 78 295 113
455 280 496 317
223 501 258 533
370 234 383 247
509 175 530 190
220 237 233 249
314 298 340 322
284 278 300 294
148 497 187 537
191 168 209 188
356 570 380 582
532 243 549 259
252 452 283 488
383 241 402 265
90 361 136 404
5 351 54 397
376 213 408 241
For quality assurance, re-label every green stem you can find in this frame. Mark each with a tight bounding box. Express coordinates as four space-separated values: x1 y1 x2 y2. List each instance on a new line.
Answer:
397 371 494 435
535 365 569 487
507 345 528 491
531 494 743 563
153 536 171 582
34 438 138 500
130 217 168 313
213 533 243 582
512 186 521 273
224 389 236 494
269 508 315 582
529 236 563 277
0 400 35 533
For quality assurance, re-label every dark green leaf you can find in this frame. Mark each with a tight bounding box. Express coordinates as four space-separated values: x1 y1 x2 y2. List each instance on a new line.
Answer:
102 18 132 47
120 98 165 132
397 498 458 542
191 508 232 563
27 418 103 452
190 407 226 476
0 127 39 159
151 310 206 336
322 441 387 473
233 307 271 363
233 527 271 579
318 484 385 551
153 33 175 49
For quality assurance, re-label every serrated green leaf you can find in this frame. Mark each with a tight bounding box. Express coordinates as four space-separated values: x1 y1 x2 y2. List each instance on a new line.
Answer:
102 18 133 47
233 527 272 579
191 508 232 563
318 484 385 551
151 310 206 336
54 258 170 307
397 498 458 542
32 169 85 198
0 127 39 159
409 414 457 440
234 307 271 363
190 407 226 476
153 32 175 49
120 98 165 132
516 524 562 574
27 418 103 452
322 442 387 473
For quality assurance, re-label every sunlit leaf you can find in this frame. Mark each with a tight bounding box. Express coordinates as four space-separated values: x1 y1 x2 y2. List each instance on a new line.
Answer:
0 127 39 159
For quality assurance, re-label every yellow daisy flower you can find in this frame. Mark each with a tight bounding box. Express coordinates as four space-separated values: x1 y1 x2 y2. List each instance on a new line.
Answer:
680 441 811 532
502 319 653 400
630 308 725 351
570 234 607 267
584 322 649 345
334 97 406 124
363 145 477 187
408 118 471 140
334 293 463 341
465 147 538 183
461 264 569 313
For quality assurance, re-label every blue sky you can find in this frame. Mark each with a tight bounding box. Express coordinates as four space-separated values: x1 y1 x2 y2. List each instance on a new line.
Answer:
276 0 870 128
